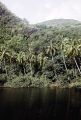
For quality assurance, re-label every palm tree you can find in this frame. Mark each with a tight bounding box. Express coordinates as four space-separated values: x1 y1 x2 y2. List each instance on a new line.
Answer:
0 44 17 65
17 52 27 75
38 52 44 68
17 52 26 63
67 44 81 75
47 40 55 61
27 53 38 76
0 46 11 75
61 43 68 74
28 43 38 76
38 52 48 69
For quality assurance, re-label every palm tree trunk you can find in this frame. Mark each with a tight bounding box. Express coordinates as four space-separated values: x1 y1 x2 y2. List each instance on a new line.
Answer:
52 55 53 61
63 55 68 72
61 43 68 74
50 40 54 61
4 58 7 75
62 51 68 74
30 62 33 76
73 57 81 75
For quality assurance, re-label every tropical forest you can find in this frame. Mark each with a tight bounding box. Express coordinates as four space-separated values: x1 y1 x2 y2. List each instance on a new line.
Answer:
0 2 81 88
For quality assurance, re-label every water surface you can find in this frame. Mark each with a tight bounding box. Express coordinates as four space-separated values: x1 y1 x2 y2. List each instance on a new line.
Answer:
0 88 81 120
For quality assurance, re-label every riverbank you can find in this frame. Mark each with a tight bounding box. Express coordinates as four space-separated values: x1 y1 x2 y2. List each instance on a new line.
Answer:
0 74 81 88
2 80 81 89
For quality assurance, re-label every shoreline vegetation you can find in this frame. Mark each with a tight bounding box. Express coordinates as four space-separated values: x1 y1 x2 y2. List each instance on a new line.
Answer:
1 75 81 88
1 81 81 88
0 2 81 88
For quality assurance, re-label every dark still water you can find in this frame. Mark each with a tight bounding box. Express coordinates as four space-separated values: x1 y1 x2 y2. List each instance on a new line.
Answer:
0 88 81 120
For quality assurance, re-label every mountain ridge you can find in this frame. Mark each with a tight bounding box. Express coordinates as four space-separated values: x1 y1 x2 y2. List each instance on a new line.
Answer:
36 19 81 27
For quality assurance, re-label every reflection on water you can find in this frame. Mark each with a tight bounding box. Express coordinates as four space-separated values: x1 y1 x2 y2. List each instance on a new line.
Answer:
0 88 81 120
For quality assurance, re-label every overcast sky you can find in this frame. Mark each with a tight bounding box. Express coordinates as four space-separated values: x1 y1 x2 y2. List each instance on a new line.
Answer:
0 0 81 24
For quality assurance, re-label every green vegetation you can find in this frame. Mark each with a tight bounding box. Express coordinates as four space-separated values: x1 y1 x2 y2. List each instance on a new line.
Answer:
0 2 81 88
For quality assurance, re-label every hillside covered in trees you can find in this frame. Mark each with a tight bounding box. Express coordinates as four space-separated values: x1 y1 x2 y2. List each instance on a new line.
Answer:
0 2 81 87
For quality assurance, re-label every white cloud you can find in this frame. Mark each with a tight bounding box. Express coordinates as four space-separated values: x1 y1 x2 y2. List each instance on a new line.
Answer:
0 0 81 23
44 3 51 9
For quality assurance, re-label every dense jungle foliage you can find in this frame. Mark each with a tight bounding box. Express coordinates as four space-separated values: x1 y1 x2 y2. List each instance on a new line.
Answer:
0 2 81 87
